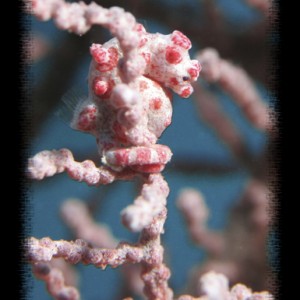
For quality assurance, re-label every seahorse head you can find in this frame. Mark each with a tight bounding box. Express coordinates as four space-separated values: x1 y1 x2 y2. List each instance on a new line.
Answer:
142 30 201 98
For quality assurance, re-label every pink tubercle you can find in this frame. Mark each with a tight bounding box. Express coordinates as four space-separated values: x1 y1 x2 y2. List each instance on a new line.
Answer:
90 44 106 63
180 87 192 98
171 30 191 50
93 78 108 96
90 44 119 72
77 106 97 132
92 78 114 99
188 67 199 79
188 60 201 79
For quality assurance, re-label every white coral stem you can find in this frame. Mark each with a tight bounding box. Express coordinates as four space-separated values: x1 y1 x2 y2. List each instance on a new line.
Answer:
28 0 146 81
27 149 136 185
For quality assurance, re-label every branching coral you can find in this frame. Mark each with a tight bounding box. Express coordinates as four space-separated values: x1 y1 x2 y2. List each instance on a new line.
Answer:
196 48 271 132
177 181 273 296
27 174 173 299
32 262 79 300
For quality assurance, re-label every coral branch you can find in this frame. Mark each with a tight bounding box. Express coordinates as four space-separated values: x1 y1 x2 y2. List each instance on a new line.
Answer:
61 199 118 248
27 213 172 299
61 199 145 297
179 181 273 294
32 262 80 300
193 84 248 160
139 205 173 299
27 237 144 268
50 258 79 288
177 189 224 256
141 263 173 300
121 173 169 232
196 48 272 131
27 149 136 184
27 174 173 299
28 0 145 82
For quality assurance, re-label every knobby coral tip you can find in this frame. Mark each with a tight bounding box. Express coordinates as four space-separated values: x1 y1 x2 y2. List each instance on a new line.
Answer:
93 78 109 96
171 30 192 50
180 87 193 98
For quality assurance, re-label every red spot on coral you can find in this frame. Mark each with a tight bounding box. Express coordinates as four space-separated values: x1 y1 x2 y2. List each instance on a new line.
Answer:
188 61 201 79
135 148 152 164
165 46 182 64
171 30 191 50
77 105 97 132
90 44 118 72
170 77 179 86
188 67 199 79
150 98 162 110
180 87 192 98
139 80 149 92
90 44 106 62
131 164 165 173
106 148 130 167
113 149 129 166
93 79 114 99
93 77 108 96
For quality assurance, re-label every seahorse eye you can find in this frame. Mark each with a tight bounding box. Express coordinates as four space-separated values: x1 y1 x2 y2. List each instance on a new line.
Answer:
182 76 190 81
